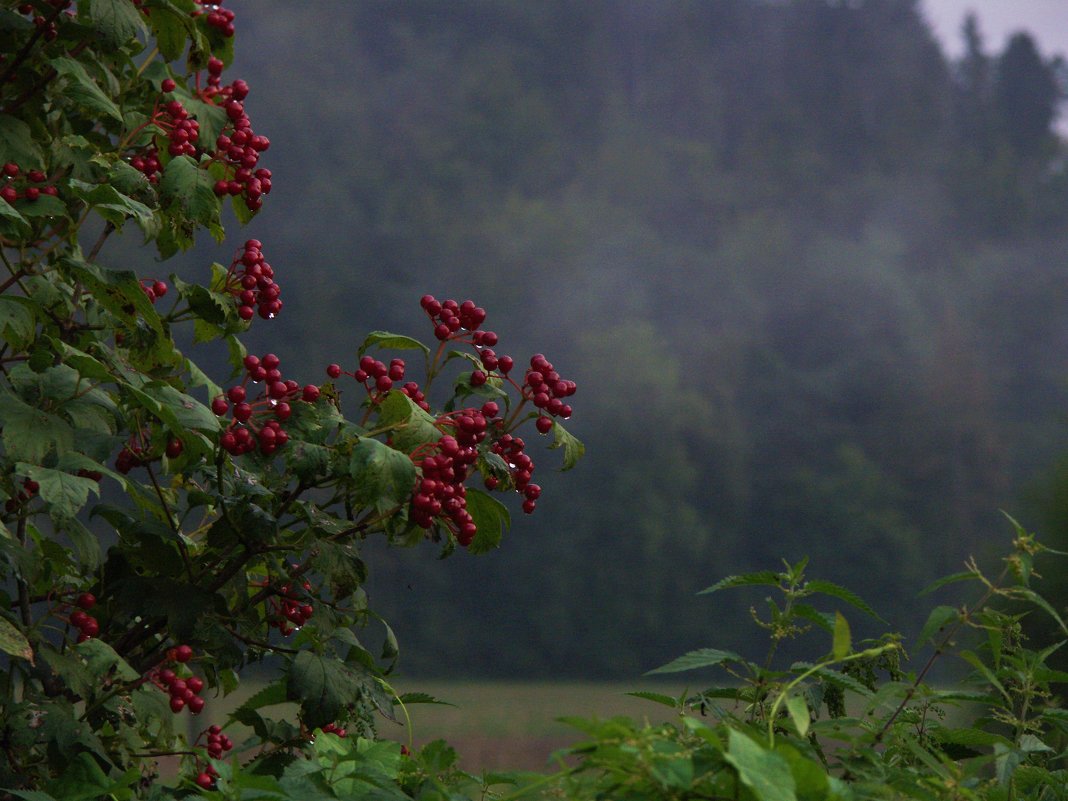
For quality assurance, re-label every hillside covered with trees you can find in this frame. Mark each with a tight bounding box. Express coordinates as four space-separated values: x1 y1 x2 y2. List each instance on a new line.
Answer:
156 0 1068 676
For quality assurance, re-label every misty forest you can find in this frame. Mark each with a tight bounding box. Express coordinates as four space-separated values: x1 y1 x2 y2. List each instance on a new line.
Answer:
143 0 1068 678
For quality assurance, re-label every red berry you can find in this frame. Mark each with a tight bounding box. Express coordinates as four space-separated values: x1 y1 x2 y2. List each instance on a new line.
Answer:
174 644 193 663
161 78 176 92
166 438 183 458
188 695 205 714
301 384 320 402
211 396 229 416
186 676 204 693
227 385 246 403
24 186 39 201
536 416 553 434
80 617 99 637
70 609 88 627
2 163 18 177
76 592 96 610
195 772 213 789
326 363 342 378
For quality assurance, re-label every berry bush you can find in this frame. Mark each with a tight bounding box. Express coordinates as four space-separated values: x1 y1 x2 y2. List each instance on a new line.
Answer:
0 2 582 796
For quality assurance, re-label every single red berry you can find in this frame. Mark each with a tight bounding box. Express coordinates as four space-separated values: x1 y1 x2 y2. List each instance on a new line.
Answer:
174 644 193 663
211 396 229 416
24 186 39 201
188 695 205 714
195 772 213 789
80 617 99 637
76 592 96 610
261 353 280 370
227 385 246 403
301 384 320 402
0 186 16 204
70 609 88 627
2 162 18 177
166 438 183 458
536 416 553 434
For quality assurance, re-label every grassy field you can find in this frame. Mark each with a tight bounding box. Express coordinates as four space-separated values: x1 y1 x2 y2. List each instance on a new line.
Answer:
201 679 688 773
383 680 687 771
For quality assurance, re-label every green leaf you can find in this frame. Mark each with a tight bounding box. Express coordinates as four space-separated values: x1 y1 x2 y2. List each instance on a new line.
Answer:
148 3 192 61
69 179 154 229
0 114 44 169
287 651 374 729
376 390 440 452
86 0 148 45
465 487 510 553
832 611 851 660
647 648 743 675
16 463 99 519
806 580 885 622
0 390 74 463
0 296 36 348
160 155 219 224
50 57 123 121
348 437 416 508
359 331 431 359
45 752 116 801
625 690 680 709
0 195 30 236
919 570 981 596
786 695 810 737
396 692 455 707
699 571 782 595
75 639 139 682
548 419 584 470
134 382 219 432
917 605 960 648
0 615 33 664
725 729 797 801
14 194 67 218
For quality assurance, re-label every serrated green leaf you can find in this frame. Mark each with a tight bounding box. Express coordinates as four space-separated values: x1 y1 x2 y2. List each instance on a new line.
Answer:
465 487 510 553
76 638 139 682
806 579 885 622
699 570 782 595
50 57 123 122
919 570 981 596
0 295 36 347
647 647 744 675
376 390 440 452
548 419 584 471
160 155 218 224
15 194 67 218
287 651 373 729
348 437 415 508
0 615 33 664
135 381 219 432
396 692 456 707
69 179 154 229
148 3 192 61
16 463 99 519
917 605 960 648
87 0 149 46
625 690 680 708
0 195 30 236
360 330 431 359
0 390 74 463
0 114 44 169
725 729 797 801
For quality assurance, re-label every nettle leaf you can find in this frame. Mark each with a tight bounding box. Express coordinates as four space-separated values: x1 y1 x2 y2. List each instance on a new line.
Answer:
917 605 960 648
0 390 74 463
465 487 510 554
549 419 584 470
0 615 33 664
647 648 744 675
69 179 154 229
806 580 885 622
50 57 123 122
15 463 100 519
0 114 45 169
287 651 374 729
160 154 218 224
85 0 149 46
359 331 431 360
699 570 782 595
348 437 416 508
725 729 797 801
377 390 440 452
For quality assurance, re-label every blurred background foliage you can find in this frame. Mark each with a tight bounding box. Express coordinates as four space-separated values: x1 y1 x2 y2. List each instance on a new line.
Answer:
143 0 1068 677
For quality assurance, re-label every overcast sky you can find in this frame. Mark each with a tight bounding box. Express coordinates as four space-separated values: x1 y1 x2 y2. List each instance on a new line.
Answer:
921 0 1068 59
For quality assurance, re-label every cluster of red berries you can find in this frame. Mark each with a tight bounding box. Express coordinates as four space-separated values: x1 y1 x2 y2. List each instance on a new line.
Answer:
420 295 495 343
205 61 271 212
128 147 163 184
212 353 321 456
266 578 314 636
0 163 58 204
16 1 69 41
327 358 431 410
68 592 99 643
4 476 38 514
521 354 576 433
410 403 499 545
115 431 183 473
320 722 348 737
159 99 200 158
490 434 542 514
194 1 235 37
151 644 206 714
192 724 233 789
140 278 168 304
222 239 281 320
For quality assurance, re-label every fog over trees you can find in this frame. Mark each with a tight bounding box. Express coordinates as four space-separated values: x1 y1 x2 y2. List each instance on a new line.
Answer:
160 0 1068 676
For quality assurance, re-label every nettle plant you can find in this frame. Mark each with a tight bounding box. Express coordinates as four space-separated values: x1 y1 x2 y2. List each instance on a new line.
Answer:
0 2 582 796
